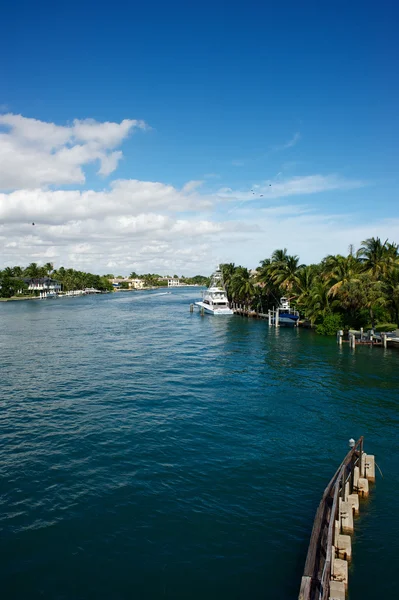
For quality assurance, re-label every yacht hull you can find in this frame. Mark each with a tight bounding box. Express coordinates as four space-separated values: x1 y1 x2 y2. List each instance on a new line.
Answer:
195 302 233 315
271 315 299 326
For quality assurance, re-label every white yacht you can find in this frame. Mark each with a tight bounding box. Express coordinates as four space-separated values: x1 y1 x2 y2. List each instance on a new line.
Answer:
195 267 234 315
273 296 299 326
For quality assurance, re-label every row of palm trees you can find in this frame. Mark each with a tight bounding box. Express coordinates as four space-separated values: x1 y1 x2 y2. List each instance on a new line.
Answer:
221 237 399 330
0 263 113 296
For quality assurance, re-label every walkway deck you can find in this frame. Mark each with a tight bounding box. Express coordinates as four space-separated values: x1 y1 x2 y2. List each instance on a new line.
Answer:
298 437 375 599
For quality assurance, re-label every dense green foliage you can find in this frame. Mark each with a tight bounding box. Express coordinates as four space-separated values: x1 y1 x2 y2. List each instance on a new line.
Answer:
126 273 209 287
0 271 27 298
53 266 113 292
221 237 399 334
0 264 208 297
0 263 113 297
315 314 344 336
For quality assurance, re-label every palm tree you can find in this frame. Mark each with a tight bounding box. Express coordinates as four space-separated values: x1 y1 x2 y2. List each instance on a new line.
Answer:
382 267 399 326
295 265 318 307
323 253 361 297
3 267 15 277
271 248 288 263
220 263 236 300
269 254 302 292
24 262 40 278
13 266 23 277
358 237 396 278
230 267 256 306
357 275 386 330
44 262 54 277
305 280 333 325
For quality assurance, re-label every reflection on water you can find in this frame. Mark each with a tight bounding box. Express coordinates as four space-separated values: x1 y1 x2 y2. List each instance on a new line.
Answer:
0 289 398 599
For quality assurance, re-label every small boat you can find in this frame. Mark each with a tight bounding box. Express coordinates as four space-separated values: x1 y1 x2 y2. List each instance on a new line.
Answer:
273 297 299 326
195 267 233 315
40 290 57 299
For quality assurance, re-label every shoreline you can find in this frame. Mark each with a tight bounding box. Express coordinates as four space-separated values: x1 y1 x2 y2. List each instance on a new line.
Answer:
0 285 200 302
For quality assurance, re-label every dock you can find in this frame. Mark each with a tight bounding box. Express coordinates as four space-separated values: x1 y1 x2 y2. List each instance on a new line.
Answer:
298 437 375 600
337 328 399 349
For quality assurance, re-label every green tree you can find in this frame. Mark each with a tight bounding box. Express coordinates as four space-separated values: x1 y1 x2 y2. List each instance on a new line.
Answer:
44 262 54 277
24 262 40 278
0 271 27 298
358 237 397 278
220 263 236 300
230 267 256 305
382 267 399 326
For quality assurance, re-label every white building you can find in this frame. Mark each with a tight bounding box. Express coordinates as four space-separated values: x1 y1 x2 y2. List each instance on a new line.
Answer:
109 278 145 290
167 278 180 287
25 277 62 292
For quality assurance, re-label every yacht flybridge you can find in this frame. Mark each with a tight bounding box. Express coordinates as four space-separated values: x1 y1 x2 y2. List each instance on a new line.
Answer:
273 296 299 326
195 267 234 315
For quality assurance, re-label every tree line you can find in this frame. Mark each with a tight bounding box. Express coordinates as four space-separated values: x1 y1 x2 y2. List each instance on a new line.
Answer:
0 263 209 298
106 272 209 287
221 237 399 334
0 263 113 297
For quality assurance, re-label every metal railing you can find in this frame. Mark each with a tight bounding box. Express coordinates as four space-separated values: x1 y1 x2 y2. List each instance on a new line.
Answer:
299 437 363 600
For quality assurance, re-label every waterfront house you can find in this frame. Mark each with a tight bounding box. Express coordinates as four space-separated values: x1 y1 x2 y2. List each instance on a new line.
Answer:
109 278 145 290
167 278 180 287
24 277 62 293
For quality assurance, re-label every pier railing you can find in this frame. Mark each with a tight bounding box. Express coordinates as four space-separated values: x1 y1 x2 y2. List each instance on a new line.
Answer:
299 437 369 600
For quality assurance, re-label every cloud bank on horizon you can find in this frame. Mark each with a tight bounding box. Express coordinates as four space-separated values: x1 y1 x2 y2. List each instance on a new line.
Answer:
0 113 398 275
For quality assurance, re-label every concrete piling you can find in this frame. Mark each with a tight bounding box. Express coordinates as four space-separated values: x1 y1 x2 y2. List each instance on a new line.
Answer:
329 579 346 600
339 499 354 534
332 558 348 592
298 437 376 600
357 477 369 497
365 454 376 482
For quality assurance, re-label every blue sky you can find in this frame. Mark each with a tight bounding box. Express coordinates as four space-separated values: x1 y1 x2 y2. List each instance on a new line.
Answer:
0 0 398 274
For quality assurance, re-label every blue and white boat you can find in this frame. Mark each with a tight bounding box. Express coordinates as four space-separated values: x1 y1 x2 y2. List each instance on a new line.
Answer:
274 297 299 326
195 267 233 315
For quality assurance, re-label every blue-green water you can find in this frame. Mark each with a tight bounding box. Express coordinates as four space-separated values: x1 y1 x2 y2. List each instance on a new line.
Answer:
1 289 398 599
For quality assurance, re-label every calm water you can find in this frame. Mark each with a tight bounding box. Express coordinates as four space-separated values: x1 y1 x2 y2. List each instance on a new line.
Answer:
1 289 398 599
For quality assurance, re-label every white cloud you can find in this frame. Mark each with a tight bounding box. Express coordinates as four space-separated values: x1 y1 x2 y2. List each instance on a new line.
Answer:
282 131 301 149
0 113 146 190
0 179 213 225
181 180 203 193
0 169 377 274
217 174 366 201
0 113 393 276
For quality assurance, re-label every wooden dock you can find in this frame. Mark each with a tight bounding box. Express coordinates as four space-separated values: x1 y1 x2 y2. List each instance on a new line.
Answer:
298 437 375 600
337 329 399 349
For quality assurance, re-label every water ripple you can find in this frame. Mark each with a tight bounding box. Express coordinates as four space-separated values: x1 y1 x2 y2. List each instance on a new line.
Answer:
1 291 398 599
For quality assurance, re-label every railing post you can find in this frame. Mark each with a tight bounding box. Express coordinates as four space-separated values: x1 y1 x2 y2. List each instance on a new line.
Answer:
359 437 364 476
350 452 355 494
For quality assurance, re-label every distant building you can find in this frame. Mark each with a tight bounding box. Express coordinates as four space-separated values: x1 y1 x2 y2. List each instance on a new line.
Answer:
131 278 145 289
24 277 62 292
109 278 145 290
167 278 180 287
